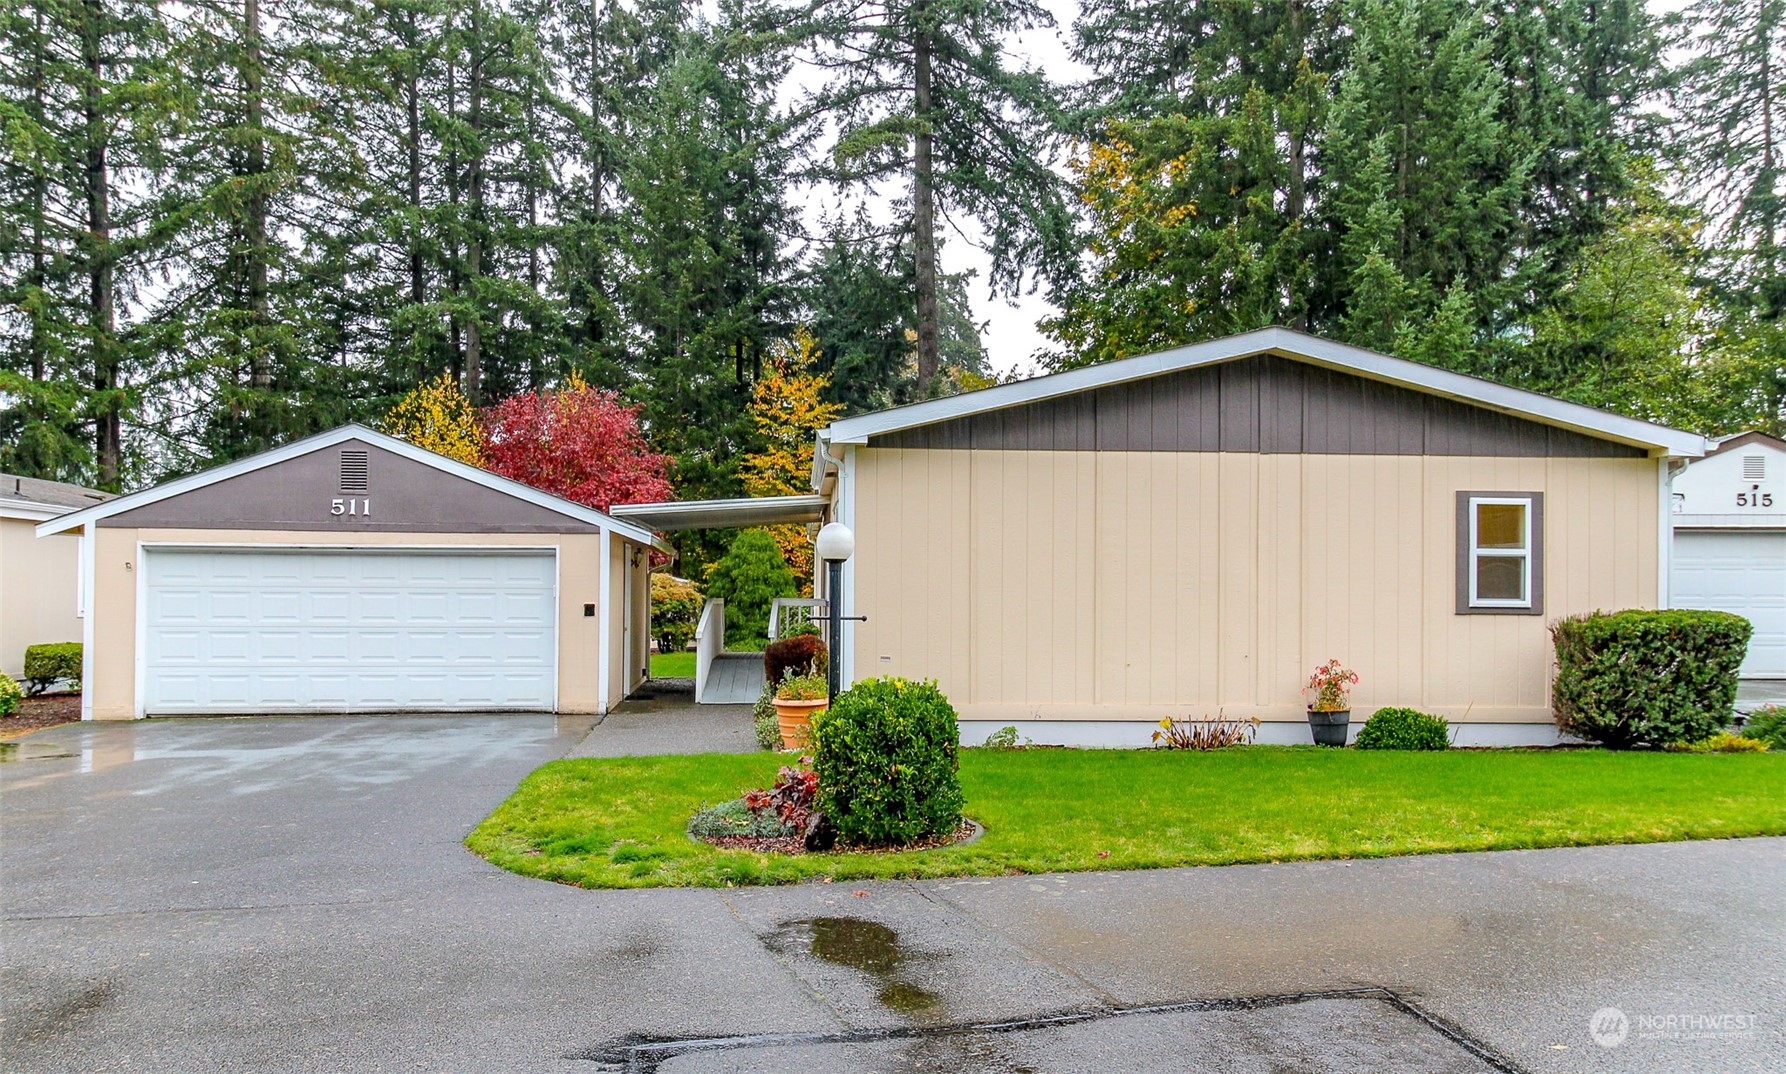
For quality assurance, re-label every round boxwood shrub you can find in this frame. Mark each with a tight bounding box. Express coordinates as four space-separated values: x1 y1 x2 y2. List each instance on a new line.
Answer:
1354 707 1450 750
0 671 21 717
1551 609 1751 748
810 677 964 847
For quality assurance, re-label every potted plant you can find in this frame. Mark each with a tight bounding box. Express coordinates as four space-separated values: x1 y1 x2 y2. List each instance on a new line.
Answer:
1304 659 1358 746
772 671 829 750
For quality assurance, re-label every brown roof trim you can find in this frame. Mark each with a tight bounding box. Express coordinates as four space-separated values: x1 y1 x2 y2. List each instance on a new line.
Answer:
1702 430 1786 459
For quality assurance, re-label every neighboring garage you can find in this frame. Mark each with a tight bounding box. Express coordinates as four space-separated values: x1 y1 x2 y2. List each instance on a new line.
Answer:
37 425 664 720
1671 430 1786 706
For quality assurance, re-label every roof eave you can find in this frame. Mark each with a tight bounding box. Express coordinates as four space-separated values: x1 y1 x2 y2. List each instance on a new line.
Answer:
822 328 1706 459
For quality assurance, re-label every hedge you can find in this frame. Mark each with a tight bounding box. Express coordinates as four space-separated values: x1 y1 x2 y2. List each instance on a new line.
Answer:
1551 610 1750 748
22 642 81 697
1354 707 1450 750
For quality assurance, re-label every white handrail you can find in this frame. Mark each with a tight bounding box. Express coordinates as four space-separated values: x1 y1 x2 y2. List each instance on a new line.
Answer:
694 598 725 704
767 597 827 640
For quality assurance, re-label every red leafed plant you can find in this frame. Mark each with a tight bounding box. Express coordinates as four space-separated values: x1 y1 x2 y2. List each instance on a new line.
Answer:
1305 659 1359 712
481 372 675 511
744 764 819 829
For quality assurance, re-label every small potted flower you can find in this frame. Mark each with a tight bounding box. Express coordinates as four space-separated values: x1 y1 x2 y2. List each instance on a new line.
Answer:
1304 659 1358 746
772 670 829 750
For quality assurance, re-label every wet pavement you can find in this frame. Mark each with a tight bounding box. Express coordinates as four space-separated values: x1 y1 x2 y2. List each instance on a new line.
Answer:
2 711 1782 1073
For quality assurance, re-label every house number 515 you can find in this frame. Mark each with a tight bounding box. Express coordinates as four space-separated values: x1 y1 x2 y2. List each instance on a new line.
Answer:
331 498 371 516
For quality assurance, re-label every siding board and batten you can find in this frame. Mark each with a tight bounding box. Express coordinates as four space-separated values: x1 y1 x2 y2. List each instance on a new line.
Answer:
849 351 1664 731
872 355 1646 459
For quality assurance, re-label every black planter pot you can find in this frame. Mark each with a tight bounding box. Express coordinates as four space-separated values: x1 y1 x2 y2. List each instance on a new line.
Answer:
1307 707 1351 746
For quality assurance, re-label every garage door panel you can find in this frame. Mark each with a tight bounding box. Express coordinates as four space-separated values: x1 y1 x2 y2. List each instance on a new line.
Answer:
144 549 558 714
1673 530 1786 679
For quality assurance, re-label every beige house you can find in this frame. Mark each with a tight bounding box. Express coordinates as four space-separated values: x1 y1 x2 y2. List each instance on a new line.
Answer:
2 474 112 678
36 426 662 720
808 329 1706 746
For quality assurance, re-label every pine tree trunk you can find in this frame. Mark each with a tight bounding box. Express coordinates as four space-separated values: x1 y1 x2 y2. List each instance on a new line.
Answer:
912 16 939 396
83 0 120 488
1286 0 1308 330
244 0 271 395
28 4 48 381
405 8 425 308
463 2 485 404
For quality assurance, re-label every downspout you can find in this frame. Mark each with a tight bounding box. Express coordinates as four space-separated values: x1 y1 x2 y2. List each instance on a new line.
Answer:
1659 456 1689 610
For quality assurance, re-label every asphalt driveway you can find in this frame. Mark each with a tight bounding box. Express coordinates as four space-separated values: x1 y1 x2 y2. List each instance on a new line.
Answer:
2 713 1781 1073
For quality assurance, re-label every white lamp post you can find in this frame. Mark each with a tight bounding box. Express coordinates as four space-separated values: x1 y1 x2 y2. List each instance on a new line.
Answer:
815 522 855 700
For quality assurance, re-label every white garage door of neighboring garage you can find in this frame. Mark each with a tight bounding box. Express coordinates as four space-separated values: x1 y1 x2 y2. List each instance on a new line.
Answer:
1672 530 1786 679
143 548 557 714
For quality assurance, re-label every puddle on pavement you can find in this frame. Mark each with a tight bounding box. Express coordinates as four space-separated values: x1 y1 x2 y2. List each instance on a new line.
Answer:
777 916 941 1014
0 741 76 762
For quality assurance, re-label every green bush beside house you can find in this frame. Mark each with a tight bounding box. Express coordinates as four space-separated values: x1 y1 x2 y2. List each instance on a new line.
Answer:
810 677 965 846
1551 610 1751 748
22 643 81 696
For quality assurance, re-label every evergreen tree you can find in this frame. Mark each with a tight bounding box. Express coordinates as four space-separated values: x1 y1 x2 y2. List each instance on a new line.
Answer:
800 0 1071 395
1670 0 1786 312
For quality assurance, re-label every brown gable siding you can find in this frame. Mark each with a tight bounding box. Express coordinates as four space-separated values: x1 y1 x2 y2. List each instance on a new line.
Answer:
100 438 602 532
871 354 1647 458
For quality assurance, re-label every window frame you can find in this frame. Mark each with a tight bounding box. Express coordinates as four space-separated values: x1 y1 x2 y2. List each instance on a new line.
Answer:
1455 491 1544 616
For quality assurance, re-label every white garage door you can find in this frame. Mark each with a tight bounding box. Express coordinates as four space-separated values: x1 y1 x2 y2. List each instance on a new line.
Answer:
144 548 557 714
1672 530 1786 679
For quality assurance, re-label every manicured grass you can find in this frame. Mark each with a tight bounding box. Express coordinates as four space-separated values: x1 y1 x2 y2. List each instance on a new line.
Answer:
649 651 696 678
467 746 1786 889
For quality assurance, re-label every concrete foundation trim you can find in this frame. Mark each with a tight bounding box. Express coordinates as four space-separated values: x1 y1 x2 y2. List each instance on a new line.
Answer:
957 719 1573 749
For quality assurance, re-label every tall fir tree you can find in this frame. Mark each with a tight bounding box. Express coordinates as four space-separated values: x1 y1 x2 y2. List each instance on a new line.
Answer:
800 0 1071 395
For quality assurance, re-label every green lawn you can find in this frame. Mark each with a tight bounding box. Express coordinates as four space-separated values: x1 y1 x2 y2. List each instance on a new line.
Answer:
649 651 696 678
466 747 1786 889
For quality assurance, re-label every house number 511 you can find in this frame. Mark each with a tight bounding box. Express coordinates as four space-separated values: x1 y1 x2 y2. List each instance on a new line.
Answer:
330 498 371 516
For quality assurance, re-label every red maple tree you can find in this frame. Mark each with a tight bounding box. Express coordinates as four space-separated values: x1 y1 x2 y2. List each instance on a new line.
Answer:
482 375 674 511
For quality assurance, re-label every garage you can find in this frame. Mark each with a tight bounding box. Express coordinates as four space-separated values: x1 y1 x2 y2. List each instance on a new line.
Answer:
35 425 663 720
143 548 558 714
1672 530 1786 679
1670 430 1786 703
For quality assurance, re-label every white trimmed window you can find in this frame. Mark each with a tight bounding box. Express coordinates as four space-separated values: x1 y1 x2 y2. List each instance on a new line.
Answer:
1456 491 1542 615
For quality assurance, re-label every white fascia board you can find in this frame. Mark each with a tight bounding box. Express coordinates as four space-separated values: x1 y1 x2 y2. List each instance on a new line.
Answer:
34 423 670 550
3 501 68 523
823 327 1707 458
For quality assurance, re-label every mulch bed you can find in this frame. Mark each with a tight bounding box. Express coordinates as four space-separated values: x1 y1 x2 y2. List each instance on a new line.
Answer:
1 694 82 739
693 821 981 856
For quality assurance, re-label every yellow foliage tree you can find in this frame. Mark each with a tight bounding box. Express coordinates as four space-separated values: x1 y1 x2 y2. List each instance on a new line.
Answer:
740 328 843 591
382 373 486 467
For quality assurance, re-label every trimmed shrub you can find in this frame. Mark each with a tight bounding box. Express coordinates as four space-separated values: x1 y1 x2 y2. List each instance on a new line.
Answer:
0 672 21 717
810 677 964 847
764 633 827 688
650 575 702 658
22 642 81 696
1740 706 1786 749
705 529 796 644
1551 610 1751 748
1354 707 1450 750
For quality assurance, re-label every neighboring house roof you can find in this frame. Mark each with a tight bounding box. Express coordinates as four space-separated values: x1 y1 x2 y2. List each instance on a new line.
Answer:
0 472 113 522
1701 430 1786 459
815 328 1706 481
610 494 827 532
34 424 669 550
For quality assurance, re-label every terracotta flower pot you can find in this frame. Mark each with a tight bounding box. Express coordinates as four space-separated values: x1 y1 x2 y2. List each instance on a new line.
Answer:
773 697 828 750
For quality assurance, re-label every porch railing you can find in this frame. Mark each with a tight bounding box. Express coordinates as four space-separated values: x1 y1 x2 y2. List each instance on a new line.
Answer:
694 598 724 704
767 597 827 640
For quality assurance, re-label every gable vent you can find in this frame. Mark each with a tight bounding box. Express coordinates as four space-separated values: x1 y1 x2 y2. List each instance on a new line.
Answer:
340 449 369 492
1743 455 1765 481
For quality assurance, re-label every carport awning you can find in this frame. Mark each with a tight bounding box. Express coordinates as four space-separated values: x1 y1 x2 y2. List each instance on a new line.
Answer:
609 494 827 532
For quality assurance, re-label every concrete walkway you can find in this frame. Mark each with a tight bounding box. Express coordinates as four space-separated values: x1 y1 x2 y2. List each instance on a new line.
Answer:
2 713 1781 1073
